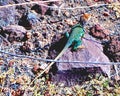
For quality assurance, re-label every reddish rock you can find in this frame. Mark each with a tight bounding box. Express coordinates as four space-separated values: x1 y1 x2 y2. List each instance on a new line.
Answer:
31 1 50 15
103 12 109 16
8 60 15 67
86 0 94 5
103 34 120 62
26 32 32 39
12 89 24 96
0 60 4 65
105 0 113 3
90 24 110 39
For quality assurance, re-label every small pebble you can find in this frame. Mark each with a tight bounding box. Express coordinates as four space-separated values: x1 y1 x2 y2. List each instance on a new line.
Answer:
64 11 70 17
64 19 74 26
26 32 32 39
103 12 109 16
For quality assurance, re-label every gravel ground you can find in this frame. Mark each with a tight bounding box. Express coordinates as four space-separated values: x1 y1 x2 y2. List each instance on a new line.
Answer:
0 0 120 95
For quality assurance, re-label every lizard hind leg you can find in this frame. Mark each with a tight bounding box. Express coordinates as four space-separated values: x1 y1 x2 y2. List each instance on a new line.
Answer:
73 40 85 50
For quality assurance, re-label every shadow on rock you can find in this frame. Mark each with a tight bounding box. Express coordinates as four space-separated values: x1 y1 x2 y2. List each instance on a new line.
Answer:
51 67 107 86
47 33 68 74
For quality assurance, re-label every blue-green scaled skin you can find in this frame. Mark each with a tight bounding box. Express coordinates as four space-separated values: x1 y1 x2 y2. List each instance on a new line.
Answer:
44 23 85 72
65 23 85 50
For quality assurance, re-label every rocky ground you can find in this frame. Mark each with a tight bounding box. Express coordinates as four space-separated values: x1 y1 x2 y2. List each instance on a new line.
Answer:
0 0 120 95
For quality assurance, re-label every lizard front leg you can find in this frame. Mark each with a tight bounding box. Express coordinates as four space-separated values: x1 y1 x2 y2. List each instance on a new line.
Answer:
64 32 69 38
73 40 85 50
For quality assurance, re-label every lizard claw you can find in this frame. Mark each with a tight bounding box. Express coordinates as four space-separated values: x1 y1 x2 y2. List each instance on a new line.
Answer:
73 45 85 51
77 45 85 49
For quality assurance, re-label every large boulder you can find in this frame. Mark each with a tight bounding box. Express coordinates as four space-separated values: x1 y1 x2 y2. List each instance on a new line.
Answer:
55 34 110 77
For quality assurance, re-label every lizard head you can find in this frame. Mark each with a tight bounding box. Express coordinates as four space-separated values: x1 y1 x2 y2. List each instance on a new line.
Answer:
79 13 91 26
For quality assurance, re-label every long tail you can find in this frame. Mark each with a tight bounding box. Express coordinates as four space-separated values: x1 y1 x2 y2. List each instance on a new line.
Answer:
45 44 69 72
29 45 69 85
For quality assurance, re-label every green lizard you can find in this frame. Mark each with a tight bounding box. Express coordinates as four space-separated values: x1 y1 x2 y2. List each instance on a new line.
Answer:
49 23 85 63
29 13 91 85
45 13 91 72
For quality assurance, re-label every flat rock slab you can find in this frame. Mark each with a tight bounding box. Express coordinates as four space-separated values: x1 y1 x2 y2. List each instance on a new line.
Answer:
1 25 27 42
49 34 111 78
